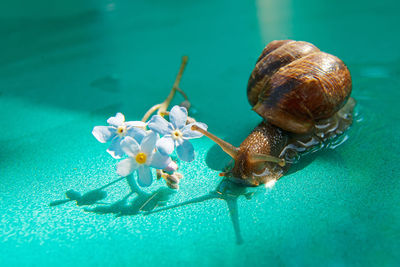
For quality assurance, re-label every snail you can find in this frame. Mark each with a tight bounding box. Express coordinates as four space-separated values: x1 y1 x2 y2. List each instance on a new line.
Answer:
192 40 355 187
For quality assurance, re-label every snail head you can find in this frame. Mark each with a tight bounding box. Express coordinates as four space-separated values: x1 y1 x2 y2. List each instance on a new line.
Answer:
191 125 285 186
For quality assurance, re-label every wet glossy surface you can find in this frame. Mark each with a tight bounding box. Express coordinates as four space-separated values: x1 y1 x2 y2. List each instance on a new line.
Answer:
0 0 399 266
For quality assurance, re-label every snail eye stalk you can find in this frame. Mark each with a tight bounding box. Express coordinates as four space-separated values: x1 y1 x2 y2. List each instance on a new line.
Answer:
191 125 238 159
249 153 286 167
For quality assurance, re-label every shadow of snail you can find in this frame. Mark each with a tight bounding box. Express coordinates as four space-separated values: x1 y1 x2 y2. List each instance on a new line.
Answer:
144 178 258 245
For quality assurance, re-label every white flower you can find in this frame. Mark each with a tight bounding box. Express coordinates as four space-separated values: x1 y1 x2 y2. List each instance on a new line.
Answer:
147 106 207 162
116 132 171 187
92 113 146 159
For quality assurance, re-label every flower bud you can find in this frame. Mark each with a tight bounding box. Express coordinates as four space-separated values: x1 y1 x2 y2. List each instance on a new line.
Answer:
164 161 178 173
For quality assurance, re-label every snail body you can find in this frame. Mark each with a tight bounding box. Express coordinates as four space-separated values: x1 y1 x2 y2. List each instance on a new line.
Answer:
193 40 355 186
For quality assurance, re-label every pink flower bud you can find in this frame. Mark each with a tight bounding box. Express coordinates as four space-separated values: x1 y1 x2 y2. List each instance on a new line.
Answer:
164 161 178 172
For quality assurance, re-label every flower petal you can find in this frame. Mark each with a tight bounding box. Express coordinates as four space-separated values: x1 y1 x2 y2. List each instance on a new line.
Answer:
107 136 125 159
156 136 175 155
125 121 146 128
137 165 153 187
107 112 125 126
92 126 116 143
176 139 195 162
150 151 172 169
127 127 146 144
170 105 188 129
120 136 140 157
140 131 158 154
174 138 184 146
182 122 208 139
148 115 174 135
117 158 138 177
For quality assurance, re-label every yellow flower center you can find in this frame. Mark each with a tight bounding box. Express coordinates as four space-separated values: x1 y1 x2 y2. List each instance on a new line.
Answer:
171 130 183 140
135 152 147 164
116 125 127 136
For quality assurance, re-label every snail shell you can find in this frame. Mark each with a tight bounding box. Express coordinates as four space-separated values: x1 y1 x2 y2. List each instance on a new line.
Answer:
247 40 352 134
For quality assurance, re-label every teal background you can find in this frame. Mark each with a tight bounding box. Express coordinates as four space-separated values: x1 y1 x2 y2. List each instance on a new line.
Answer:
0 0 399 266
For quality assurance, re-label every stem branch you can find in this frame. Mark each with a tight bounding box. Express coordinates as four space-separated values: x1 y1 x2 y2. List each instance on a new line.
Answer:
141 56 189 122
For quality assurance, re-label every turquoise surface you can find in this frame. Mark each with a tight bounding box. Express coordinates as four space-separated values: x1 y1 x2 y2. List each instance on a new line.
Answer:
1 0 399 266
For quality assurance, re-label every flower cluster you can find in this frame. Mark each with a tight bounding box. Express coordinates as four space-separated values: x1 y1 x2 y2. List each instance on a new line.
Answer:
92 106 207 188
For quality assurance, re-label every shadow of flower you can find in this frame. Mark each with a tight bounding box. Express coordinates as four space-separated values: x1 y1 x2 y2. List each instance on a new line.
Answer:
50 174 259 245
50 175 176 216
50 176 125 207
